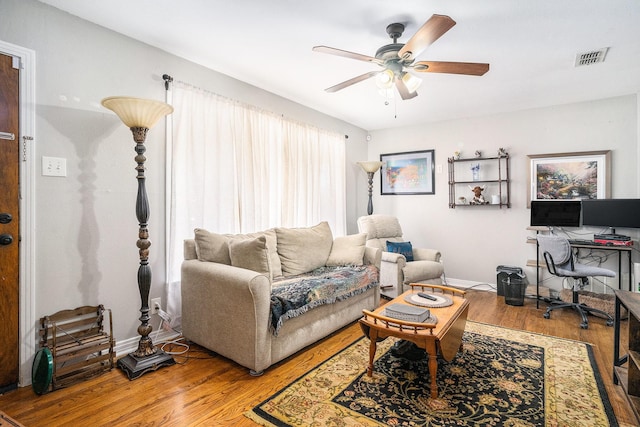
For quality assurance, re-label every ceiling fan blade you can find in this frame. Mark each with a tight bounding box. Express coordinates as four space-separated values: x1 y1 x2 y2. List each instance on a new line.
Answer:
398 14 456 60
312 46 382 64
413 61 490 76
324 71 381 93
395 78 418 100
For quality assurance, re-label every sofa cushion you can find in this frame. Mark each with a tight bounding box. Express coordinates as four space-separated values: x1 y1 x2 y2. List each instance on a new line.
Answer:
386 241 414 262
228 235 272 280
276 221 333 276
192 228 283 278
232 229 283 279
194 228 231 264
326 233 367 266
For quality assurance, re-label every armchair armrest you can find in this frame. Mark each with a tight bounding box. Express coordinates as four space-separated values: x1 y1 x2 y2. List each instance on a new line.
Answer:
412 247 441 263
381 251 407 267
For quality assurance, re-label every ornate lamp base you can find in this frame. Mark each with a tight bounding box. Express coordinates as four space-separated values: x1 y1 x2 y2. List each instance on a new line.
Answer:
117 350 175 380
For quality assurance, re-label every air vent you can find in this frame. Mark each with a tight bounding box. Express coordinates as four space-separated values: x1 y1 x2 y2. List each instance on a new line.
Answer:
575 48 609 67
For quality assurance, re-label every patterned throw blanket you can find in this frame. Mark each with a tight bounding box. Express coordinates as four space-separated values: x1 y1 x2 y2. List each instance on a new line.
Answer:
269 265 379 336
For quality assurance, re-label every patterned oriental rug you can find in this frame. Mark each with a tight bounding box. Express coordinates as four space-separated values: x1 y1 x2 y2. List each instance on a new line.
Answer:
246 321 619 427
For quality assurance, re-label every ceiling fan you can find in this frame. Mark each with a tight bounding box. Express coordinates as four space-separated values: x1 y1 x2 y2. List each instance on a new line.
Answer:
312 14 490 100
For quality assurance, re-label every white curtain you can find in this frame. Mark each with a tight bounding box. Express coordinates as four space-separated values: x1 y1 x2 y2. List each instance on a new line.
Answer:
165 81 346 328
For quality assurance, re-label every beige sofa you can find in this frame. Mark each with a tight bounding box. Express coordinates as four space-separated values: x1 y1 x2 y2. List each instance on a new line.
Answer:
181 222 381 375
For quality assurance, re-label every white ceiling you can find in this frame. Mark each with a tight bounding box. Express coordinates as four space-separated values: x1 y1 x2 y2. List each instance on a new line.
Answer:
39 0 640 131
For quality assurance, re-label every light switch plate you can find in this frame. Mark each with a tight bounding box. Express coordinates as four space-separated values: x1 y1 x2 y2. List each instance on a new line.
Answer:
42 156 67 177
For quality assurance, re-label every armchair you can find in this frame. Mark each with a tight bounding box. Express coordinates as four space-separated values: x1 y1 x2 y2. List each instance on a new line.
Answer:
357 215 443 298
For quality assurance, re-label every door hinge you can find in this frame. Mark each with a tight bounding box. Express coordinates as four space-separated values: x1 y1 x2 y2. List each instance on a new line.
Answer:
12 56 20 70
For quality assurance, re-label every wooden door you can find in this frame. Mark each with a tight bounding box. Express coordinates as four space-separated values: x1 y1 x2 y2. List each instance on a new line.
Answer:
0 52 20 391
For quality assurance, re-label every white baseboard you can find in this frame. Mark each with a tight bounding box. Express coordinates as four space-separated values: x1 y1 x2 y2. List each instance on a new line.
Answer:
445 278 497 292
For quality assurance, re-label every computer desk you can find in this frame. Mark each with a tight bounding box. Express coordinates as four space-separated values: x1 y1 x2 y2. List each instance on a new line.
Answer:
534 241 633 308
570 242 633 290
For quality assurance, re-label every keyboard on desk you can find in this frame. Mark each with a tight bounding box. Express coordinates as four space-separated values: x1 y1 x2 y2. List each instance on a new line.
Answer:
568 239 607 246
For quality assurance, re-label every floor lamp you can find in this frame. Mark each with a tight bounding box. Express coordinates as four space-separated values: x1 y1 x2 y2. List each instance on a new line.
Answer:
101 96 176 380
357 161 383 215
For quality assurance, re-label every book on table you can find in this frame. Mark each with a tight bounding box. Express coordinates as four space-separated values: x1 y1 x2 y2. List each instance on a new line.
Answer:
384 303 431 322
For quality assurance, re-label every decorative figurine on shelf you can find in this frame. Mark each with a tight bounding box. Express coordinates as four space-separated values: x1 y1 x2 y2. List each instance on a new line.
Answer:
498 147 508 157
471 163 480 181
453 150 461 160
468 185 489 205
474 150 482 158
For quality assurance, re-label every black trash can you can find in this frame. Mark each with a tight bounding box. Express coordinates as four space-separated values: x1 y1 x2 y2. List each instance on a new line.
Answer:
496 265 524 296
503 276 527 306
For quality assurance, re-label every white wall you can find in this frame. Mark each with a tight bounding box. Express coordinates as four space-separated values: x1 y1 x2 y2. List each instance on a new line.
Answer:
1 0 368 350
368 95 639 291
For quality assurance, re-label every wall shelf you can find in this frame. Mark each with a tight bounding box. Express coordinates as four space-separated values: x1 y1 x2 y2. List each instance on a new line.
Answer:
448 155 510 209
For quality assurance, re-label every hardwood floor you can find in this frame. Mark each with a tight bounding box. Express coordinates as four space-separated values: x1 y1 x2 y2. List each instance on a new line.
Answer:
0 290 635 426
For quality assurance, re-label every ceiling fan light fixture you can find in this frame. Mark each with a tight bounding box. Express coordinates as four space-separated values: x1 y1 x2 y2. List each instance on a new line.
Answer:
375 69 394 89
402 72 422 93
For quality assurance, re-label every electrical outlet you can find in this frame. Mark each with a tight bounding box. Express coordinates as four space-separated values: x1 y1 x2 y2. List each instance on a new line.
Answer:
151 297 161 314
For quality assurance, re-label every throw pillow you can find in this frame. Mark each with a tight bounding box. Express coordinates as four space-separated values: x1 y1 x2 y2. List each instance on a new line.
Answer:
276 221 333 276
386 240 414 262
326 233 367 266
229 229 283 279
192 228 283 278
228 235 272 280
194 228 232 264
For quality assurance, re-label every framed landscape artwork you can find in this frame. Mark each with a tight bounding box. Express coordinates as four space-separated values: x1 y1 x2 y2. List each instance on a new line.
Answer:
380 150 435 195
527 150 611 207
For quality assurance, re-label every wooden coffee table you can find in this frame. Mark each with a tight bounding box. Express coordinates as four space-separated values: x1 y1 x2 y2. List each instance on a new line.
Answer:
359 284 469 398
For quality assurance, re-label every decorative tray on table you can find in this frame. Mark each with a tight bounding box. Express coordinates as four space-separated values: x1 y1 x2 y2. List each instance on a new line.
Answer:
404 293 453 308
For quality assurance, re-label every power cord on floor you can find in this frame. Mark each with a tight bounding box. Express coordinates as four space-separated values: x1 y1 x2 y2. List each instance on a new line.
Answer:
151 309 190 361
151 314 224 363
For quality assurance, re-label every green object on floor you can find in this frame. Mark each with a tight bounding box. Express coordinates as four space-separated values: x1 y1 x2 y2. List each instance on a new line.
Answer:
31 347 52 395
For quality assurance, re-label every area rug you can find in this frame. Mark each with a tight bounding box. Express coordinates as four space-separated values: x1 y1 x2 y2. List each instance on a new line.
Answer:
246 321 618 426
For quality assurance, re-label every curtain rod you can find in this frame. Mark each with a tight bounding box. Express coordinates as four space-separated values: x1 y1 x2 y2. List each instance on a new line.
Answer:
165 75 347 140
162 74 173 90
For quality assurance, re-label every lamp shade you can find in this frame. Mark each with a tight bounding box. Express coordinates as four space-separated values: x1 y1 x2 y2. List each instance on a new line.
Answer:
401 72 422 93
358 161 383 173
375 69 394 89
101 96 173 129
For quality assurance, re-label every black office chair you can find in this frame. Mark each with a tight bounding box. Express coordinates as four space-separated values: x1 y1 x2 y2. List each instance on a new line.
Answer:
537 235 615 329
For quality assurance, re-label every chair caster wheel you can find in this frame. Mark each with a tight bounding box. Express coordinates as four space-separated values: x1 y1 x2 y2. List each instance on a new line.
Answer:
580 323 588 329
543 312 550 319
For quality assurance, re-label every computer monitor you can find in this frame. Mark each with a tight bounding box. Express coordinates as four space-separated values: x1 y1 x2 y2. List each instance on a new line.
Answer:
581 199 640 231
530 200 582 227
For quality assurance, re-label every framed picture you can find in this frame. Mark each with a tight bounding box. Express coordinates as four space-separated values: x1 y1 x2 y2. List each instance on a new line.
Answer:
380 150 435 195
527 150 611 207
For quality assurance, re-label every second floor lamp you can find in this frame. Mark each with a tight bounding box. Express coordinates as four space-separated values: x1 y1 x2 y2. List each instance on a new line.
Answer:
357 161 383 215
